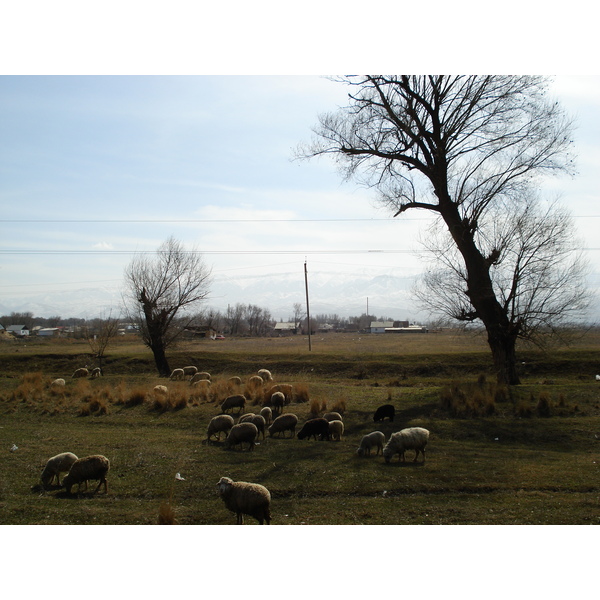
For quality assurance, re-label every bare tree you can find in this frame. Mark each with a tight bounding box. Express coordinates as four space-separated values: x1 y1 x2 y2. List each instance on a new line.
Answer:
299 75 579 384
82 310 121 369
292 302 305 333
123 237 211 376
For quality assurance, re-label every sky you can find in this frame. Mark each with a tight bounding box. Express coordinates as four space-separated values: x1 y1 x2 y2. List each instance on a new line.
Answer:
1 74 599 321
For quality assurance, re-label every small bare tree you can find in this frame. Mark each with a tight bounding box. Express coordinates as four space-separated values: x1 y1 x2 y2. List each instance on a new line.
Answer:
83 310 121 369
123 237 211 376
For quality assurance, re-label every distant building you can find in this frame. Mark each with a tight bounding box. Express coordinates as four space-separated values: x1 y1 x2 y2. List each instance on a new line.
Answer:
273 322 297 335
385 325 428 333
37 328 61 337
369 321 395 333
6 325 29 337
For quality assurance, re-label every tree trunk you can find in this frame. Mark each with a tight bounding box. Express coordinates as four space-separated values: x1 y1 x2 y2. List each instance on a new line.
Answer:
150 340 171 378
486 325 520 385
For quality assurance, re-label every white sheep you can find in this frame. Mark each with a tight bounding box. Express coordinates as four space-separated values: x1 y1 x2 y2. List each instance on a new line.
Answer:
257 369 273 382
49 378 66 392
153 385 169 397
190 371 211 384
182 365 198 377
247 375 264 389
356 431 386 457
328 419 344 441
72 367 89 379
206 414 235 443
323 411 343 422
216 476 271 525
259 406 273 426
265 384 293 405
90 367 102 379
62 455 110 494
221 394 246 414
225 422 259 451
383 427 430 463
228 376 242 386
169 368 185 381
40 452 78 488
267 413 298 438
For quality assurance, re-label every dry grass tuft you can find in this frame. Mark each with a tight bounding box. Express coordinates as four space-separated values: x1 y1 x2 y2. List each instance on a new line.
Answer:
293 383 310 403
308 398 322 418
330 398 347 414
157 501 179 524
441 379 498 418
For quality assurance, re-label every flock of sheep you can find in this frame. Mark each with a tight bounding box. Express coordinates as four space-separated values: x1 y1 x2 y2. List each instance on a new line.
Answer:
39 364 430 525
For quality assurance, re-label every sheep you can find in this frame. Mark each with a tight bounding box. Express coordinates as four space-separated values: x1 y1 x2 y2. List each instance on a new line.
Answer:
90 367 102 379
169 368 185 381
182 365 198 377
50 378 66 391
190 371 211 384
216 476 271 525
62 455 110 494
225 422 259 451
297 418 330 441
328 419 344 441
268 413 298 438
356 431 386 457
259 406 273 426
40 452 78 489
257 369 273 382
206 414 235 443
383 427 430 463
269 391 285 415
265 384 293 405
373 404 395 422
239 414 266 439
153 385 169 397
72 368 89 379
221 394 246 415
323 411 343 422
228 376 242 386
247 375 264 388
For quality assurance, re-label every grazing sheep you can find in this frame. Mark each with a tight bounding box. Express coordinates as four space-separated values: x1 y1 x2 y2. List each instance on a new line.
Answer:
268 413 299 438
216 476 271 525
328 419 344 441
269 391 285 415
190 371 211 384
259 406 273 426
225 422 259 451
247 375 264 387
323 411 343 422
72 368 89 379
257 369 273 382
182 365 198 377
240 414 266 439
191 379 211 389
221 394 246 415
297 418 330 441
40 452 78 489
383 427 430 463
50 378 66 391
62 455 110 494
265 384 293 405
356 431 386 457
90 367 103 379
206 415 235 443
153 385 169 397
373 404 395 422
228 376 242 386
169 368 185 381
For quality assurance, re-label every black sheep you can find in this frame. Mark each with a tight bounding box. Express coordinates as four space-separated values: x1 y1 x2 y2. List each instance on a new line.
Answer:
373 404 395 422
297 418 331 441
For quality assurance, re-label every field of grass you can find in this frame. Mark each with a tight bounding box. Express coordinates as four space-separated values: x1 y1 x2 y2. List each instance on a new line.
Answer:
1 329 599 526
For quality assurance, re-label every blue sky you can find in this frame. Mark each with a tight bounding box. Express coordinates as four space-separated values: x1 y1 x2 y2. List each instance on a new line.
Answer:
1 74 600 319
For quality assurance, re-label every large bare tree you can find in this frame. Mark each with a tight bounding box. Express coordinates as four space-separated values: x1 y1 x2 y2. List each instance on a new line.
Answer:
299 75 582 384
123 237 211 376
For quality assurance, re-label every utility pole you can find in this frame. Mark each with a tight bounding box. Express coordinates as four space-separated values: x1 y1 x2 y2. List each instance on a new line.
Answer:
304 259 312 351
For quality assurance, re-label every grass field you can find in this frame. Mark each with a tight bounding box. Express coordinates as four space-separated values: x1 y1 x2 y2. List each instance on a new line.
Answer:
1 329 599 526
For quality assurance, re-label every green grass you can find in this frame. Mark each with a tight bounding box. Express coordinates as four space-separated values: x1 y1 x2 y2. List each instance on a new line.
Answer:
1 330 599 525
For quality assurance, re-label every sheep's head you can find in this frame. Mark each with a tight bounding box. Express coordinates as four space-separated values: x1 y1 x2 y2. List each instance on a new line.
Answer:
356 447 365 457
217 477 234 496
382 447 393 463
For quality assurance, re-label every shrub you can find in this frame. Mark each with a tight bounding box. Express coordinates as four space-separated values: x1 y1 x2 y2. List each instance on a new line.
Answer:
330 398 347 415
126 387 147 407
440 380 496 418
536 392 552 417
308 398 322 418
293 383 310 403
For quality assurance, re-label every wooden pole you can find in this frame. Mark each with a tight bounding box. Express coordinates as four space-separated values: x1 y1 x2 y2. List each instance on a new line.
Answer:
304 260 312 351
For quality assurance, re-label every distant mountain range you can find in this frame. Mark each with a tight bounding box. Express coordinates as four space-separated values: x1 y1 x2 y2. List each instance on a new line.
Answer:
0 272 424 321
